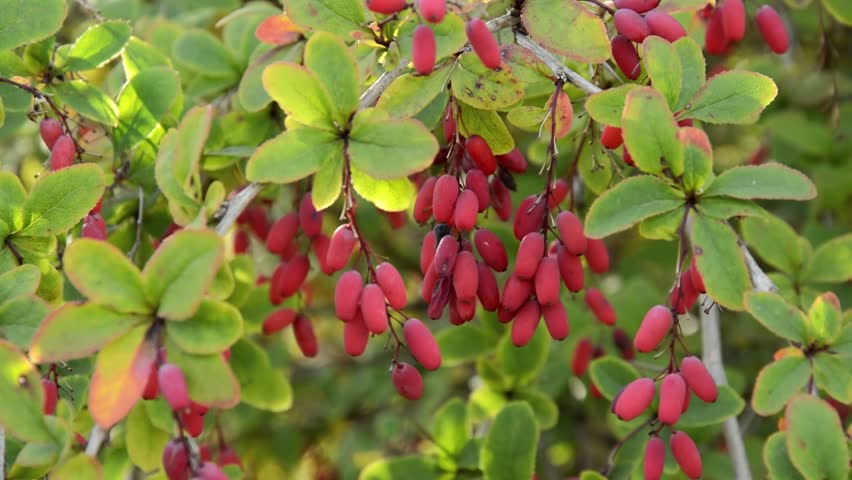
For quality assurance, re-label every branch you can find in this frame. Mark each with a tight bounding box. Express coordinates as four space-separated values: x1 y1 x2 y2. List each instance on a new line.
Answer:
741 244 778 293
85 425 109 457
214 183 262 237
515 34 603 95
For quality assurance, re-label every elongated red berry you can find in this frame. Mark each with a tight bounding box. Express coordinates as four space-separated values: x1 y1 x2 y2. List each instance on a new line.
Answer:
414 176 437 223
432 235 460 276
234 229 248 254
601 126 623 149
679 356 718 402
142 361 159 400
534 255 560 306
217 446 242 467
181 409 204 438
50 135 75 171
513 195 546 241
611 35 641 80
433 175 459 223
572 337 593 376
413 25 436 75
585 288 616 325
585 238 610 274
452 251 479 302
263 308 297 334
490 177 512 221
375 262 406 309
81 213 107 240
613 377 655 420
613 328 635 360
453 189 479 232
367 0 406 14
623 147 635 166
614 9 650 43
474 228 508 272
277 254 310 298
392 362 424 399
670 272 698 314
477 261 500 311
645 12 687 42
418 0 446 23
343 313 369 357
327 225 356 272
360 283 389 334
293 314 318 357
163 439 190 480
542 302 569 340
501 274 532 312
42 379 58 415
466 19 501 69
721 0 746 41
158 363 191 411
497 148 528 173
634 305 672 353
557 211 586 255
689 259 706 293
311 234 333 274
266 213 299 254
512 299 542 347
671 431 702 479
466 135 497 175
299 193 322 238
613 0 659 13
238 205 269 239
704 8 729 55
403 318 441 370
515 232 545 279
40 118 63 150
464 169 490 212
335 270 363 321
756 6 788 54
420 230 437 275
443 105 456 143
658 373 687 425
197 462 228 480
548 179 569 208
556 245 584 292
422 265 439 304
644 436 665 480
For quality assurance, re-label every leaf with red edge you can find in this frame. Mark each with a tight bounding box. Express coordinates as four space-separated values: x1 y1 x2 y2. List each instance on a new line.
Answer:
255 15 302 46
544 90 574 139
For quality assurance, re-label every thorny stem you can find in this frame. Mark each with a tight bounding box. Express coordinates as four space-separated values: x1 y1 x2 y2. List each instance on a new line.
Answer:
341 138 377 280
540 80 565 240
514 34 603 95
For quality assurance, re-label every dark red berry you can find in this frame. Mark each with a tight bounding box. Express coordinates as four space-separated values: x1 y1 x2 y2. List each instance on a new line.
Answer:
556 211 587 255
613 0 659 13
465 135 497 175
367 0 406 14
262 308 297 334
413 25 436 75
533 255 560 306
515 232 545 279
42 379 58 415
721 0 746 41
611 35 641 80
327 225 356 272
614 9 651 43
418 0 446 23
542 302 569 341
420 230 437 275
755 6 789 54
266 213 299 254
432 235 460 276
474 228 508 272
585 238 610 274
293 314 318 357
585 288 616 326
432 175 459 224
162 439 190 480
645 12 687 42
343 313 369 357
414 176 437 224
298 193 322 238
556 245 584 292
513 195 546 241
453 189 479 232
392 362 424 399
452 251 479 302
501 274 532 313
572 337 593 376
496 148 528 173
476 261 500 311
465 19 501 69
511 299 542 347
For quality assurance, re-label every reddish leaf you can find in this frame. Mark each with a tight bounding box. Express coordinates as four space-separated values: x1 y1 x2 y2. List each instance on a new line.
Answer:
255 15 302 46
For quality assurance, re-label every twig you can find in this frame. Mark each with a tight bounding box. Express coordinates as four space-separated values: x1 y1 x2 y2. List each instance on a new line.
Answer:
741 244 778 293
85 425 109 457
4 238 23 265
214 183 262 236
127 187 145 260
514 34 603 95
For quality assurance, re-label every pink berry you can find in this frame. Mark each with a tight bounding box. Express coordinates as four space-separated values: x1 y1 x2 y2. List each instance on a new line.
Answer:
679 356 718 402
403 318 442 370
360 283 389 334
612 377 655 421
412 25 436 75
671 431 703 479
392 362 424 399
755 6 789 54
658 373 687 425
465 19 501 69
158 363 191 411
634 305 673 353
334 270 363 321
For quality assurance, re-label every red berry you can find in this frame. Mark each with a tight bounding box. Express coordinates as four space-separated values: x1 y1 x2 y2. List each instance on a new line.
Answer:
548 179 569 208
645 12 687 43
585 238 610 274
299 194 322 238
276 254 310 298
670 431 702 479
40 118 63 150
623 147 635 166
262 308 297 334
490 177 513 221
614 9 651 43
613 0 659 13
234 229 249 254
644 436 666 480
180 409 204 438
585 288 616 325
474 228 508 272
704 8 729 55
162 439 190 480
465 19 501 69
670 271 699 314
658 373 687 425
679 356 718 402
513 195 546 241
534 255 561 306
476 261 500 311
81 213 107 240
197 462 228 480
634 305 673 353
689 259 706 293
375 262 407 309
343 312 370 357
515 232 545 279
158 363 191 411
420 230 437 275
464 169 490 212
721 0 746 41
237 205 269 239
612 328 635 360
465 135 497 175
601 126 623 150
432 235 460 276
455 295 476 322
443 106 456 143
556 245 584 292
293 314 318 357
392 362 424 399
142 361 159 400
755 6 788 54
413 25 436 75
542 302 569 341
418 0 446 23
327 225 356 272
511 299 542 347
403 318 442 370
556 211 586 255
572 337 593 376
367 0 406 14
422 265 440 304
501 274 532 313
334 270 363 321
496 148 528 173
49 135 76 171
383 209 406 229
453 189 479 232
432 175 459 223
42 379 58 415
678 118 694 127
611 35 641 80
613 377 655 421
217 446 242 467
452 251 479 302
360 283 389 334
311 234 333 274
414 176 437 223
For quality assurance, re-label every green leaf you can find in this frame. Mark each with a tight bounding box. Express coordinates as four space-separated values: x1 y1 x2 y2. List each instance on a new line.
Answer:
349 109 438 179
823 0 852 25
0 96 5 128
0 296 50 349
751 355 810 416
805 292 843 345
678 126 713 195
692 215 752 310
702 163 817 201
516 387 559 429
744 292 807 342
350 166 416 212
678 385 744 427
122 36 170 79
638 207 682 241
578 141 613 195
451 52 524 111
311 151 343 211
229 338 292 412
763 432 806 480
114 66 180 153
642 36 682 108
588 356 640 401
584 175 684 239
431 398 469 456
785 395 850 480
0 172 25 229
238 43 296 112
673 37 705 111
280 0 365 38
172 30 238 79
51 453 103 480
53 81 119 126
166 339 240 408
88 324 156 428
155 130 201 226
64 20 131 71
436 322 498 367
141 229 224 320
17 164 104 237
359 456 444 480
0 339 53 443
172 105 213 189
800 234 852 284
304 32 359 123
696 197 767 220
812 353 852 403
579 471 607 480
457 103 515 155
246 124 342 184
521 0 610 63
263 62 337 130
481 402 539 480
680 70 778 124
497 324 550 387
167 299 242 354
584 84 641 127
741 215 803 275
622 87 683 176
376 70 448 120
0 264 40 299
0 0 67 51
126 403 170 471
63 239 150 313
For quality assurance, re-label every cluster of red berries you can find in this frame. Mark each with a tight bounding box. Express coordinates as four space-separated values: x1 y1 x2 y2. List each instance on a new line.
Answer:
163 437 240 480
703 1 789 55
40 117 76 171
610 0 687 80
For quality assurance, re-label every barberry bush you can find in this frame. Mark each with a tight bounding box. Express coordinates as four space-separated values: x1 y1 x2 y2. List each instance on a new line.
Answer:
0 0 850 479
